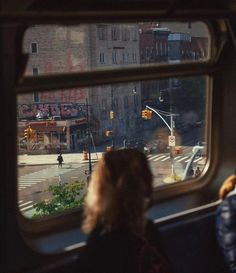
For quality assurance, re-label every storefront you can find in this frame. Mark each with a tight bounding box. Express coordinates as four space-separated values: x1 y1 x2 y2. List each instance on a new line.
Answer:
18 118 88 154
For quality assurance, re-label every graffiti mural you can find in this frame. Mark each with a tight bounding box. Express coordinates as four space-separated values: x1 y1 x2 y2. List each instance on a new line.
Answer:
18 102 87 120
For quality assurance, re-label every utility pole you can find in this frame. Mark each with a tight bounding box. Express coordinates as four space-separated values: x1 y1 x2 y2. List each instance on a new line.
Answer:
86 99 92 176
110 87 115 149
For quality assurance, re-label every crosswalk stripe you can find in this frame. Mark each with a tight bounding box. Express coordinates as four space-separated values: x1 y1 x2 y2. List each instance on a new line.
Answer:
174 156 181 160
19 201 33 208
18 182 41 185
18 200 24 204
148 155 161 160
161 156 170 161
20 204 34 212
177 156 189 162
194 157 203 163
19 178 44 181
153 155 166 161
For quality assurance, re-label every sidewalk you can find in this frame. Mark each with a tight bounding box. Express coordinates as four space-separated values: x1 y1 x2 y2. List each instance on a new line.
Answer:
18 152 104 166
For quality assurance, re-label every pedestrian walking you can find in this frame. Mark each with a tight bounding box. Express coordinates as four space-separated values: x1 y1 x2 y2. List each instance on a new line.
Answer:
195 166 201 177
57 153 63 168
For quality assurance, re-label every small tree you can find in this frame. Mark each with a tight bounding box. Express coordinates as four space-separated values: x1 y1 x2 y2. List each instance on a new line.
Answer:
33 180 85 218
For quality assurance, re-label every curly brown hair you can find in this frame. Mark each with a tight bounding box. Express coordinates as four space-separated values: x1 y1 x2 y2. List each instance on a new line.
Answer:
82 149 153 236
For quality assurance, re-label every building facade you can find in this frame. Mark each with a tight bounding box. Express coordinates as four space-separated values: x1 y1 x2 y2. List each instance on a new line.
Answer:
18 23 141 153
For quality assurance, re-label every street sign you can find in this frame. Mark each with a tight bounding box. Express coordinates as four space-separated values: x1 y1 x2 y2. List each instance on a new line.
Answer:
168 135 176 146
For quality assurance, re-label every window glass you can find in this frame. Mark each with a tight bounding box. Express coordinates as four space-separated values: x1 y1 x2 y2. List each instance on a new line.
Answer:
22 22 210 76
17 76 208 218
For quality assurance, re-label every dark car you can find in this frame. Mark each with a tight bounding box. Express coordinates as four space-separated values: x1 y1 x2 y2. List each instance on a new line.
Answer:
125 138 145 152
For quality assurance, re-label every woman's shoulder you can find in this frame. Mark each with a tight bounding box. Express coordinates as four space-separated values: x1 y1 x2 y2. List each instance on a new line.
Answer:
217 192 236 213
217 193 236 226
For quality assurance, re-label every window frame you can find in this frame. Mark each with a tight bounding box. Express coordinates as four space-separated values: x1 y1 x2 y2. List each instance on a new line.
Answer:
15 15 224 247
31 42 38 54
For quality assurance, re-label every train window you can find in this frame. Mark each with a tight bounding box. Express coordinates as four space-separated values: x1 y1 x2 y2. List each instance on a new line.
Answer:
18 20 211 219
17 75 209 218
22 21 210 76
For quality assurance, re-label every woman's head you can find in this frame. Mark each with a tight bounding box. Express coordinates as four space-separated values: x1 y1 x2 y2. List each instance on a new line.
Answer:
219 174 236 200
82 149 153 235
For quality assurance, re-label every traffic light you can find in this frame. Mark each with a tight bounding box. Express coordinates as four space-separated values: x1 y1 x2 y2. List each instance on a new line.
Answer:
141 109 148 119
109 111 115 119
105 130 113 137
141 109 152 120
146 109 152 119
23 127 31 140
30 128 37 141
23 126 36 141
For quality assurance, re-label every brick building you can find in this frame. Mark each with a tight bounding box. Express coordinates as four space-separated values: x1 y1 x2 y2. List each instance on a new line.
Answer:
18 23 141 153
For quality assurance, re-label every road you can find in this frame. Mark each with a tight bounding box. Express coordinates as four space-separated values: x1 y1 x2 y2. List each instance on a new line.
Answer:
18 146 205 217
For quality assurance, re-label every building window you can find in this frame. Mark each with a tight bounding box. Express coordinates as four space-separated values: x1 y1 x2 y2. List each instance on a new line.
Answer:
160 43 163 56
111 27 120 40
113 97 119 110
124 96 129 108
112 52 117 64
121 27 130 41
31 42 38 53
156 42 159 56
132 52 137 62
99 52 105 63
97 25 108 40
146 48 149 59
100 110 107 120
32 67 39 76
33 92 39 102
101 98 107 109
133 28 138 41
134 94 139 106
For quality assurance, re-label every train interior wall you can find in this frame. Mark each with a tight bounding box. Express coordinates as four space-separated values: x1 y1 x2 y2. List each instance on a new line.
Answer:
1 2 236 273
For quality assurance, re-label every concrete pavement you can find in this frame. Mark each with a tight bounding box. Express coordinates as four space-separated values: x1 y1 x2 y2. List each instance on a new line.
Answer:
18 152 104 166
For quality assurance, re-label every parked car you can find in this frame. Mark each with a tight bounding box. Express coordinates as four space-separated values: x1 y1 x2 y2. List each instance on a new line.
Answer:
125 138 145 152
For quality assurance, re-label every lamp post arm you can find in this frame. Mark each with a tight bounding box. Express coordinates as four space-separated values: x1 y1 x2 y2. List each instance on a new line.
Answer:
145 105 171 132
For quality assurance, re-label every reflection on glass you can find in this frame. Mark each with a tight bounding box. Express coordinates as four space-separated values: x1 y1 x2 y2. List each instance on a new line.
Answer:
17 76 208 218
22 22 210 76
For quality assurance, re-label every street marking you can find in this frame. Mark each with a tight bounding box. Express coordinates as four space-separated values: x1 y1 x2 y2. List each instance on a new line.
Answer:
18 182 41 185
161 156 170 161
18 201 33 208
177 156 189 162
20 204 34 212
153 155 167 161
148 155 161 160
174 156 181 160
194 157 203 163
18 200 36 212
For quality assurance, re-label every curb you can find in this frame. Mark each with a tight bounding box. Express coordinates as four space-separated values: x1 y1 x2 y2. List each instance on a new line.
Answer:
18 159 99 167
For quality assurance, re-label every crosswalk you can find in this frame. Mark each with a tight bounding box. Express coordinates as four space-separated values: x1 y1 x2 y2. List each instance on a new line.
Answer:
18 200 35 212
18 165 76 190
147 153 204 163
18 165 82 213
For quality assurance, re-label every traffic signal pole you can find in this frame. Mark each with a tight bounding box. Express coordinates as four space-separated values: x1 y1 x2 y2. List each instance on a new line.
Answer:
145 105 178 180
86 99 92 176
